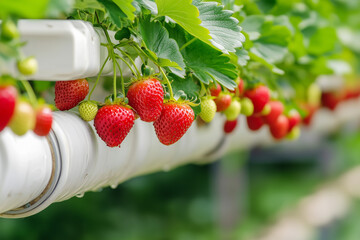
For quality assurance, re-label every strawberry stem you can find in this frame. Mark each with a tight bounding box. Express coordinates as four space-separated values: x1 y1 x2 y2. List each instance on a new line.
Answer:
112 57 117 98
20 80 37 107
117 48 141 77
129 43 147 66
179 38 197 51
100 25 118 100
114 59 125 95
116 54 137 77
88 55 110 100
159 67 173 100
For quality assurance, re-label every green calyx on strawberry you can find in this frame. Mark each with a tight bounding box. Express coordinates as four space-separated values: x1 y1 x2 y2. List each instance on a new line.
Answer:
0 84 17 132
79 100 98 122
154 99 195 146
127 77 164 122
55 78 89 111
199 97 217 123
244 85 270 114
9 100 36 136
94 99 135 147
33 105 53 136
223 99 241 121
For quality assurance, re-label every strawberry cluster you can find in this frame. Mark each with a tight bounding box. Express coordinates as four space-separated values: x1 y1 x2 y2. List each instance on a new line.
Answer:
55 77 195 147
201 78 305 141
0 84 53 137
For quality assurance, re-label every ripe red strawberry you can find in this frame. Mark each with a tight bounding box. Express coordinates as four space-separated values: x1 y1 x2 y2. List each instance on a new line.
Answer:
287 109 301 132
33 106 53 136
55 79 89 111
127 77 164 122
224 119 238 134
153 101 194 145
269 115 289 140
214 94 231 112
210 83 221 97
0 85 17 132
263 101 284 125
244 85 270 114
94 104 135 147
321 91 343 110
247 115 264 131
230 77 244 96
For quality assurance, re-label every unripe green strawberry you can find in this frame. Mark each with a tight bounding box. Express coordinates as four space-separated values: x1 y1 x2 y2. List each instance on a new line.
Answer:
17 57 38 75
224 100 241 121
287 126 300 140
1 20 19 40
199 98 216 123
79 101 98 121
9 100 36 136
261 103 271 116
307 83 321 106
240 97 254 116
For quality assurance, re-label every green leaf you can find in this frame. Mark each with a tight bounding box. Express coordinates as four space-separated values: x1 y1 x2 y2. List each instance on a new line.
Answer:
139 19 186 77
155 0 211 48
0 0 49 18
308 27 337 56
74 0 105 10
243 15 292 74
183 39 238 89
170 74 201 117
0 40 20 62
115 28 131 40
46 0 74 18
241 15 265 40
112 0 136 21
193 0 245 53
97 0 126 27
170 74 200 99
258 24 292 46
249 52 285 75
133 0 158 14
235 48 250 66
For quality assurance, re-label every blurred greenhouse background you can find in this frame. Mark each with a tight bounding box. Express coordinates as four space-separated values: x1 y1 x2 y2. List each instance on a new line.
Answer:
2 127 360 240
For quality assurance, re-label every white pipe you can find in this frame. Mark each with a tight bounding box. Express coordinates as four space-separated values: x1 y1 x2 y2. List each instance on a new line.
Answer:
0 111 223 218
2 96 360 218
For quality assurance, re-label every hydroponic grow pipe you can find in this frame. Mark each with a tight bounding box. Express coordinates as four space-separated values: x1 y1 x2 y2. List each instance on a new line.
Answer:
2 96 360 218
